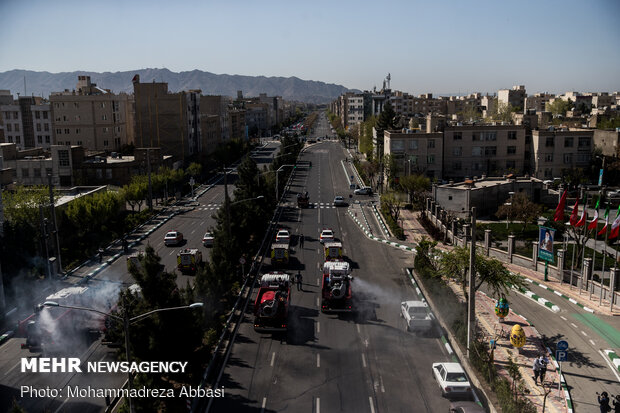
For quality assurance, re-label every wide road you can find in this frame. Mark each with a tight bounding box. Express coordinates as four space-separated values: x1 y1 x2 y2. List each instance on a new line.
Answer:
0 171 239 413
210 135 457 411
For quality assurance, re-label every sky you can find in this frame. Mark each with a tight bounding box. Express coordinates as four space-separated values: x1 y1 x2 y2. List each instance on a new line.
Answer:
1 0 619 95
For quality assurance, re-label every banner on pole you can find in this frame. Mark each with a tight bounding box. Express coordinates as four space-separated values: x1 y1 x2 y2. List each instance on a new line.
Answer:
538 226 555 263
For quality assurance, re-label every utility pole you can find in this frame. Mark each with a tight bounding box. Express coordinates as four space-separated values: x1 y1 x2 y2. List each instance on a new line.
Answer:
147 149 153 210
467 207 476 358
48 174 62 273
0 185 5 311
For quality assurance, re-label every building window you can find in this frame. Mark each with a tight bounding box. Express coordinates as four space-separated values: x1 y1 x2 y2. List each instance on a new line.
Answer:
101 102 106 108
472 132 481 141
545 137 554 147
484 132 497 141
104 140 109 147
46 168 52 176
578 137 591 148
13 112 18 119
44 123 49 131
453 132 462 140
544 169 553 178
507 146 517 155
22 168 29 177
410 155 418 165
14 124 19 132
75 115 80 121
35 111 41 119
64 128 70 134
577 153 591 163
452 147 462 156
36 124 42 132
525 135 532 144
37 135 43 144
508 131 517 140
56 128 62 134
409 140 418 150
43 111 48 119
473 162 482 171
102 114 107 121
75 128 80 134
45 135 50 143
564 137 573 147
545 154 553 162
427 155 435 164
58 150 70 166
7 136 12 142
74 102 79 108
428 139 435 148
77 140 83 146
472 146 482 156
6 124 11 132
564 153 573 164
15 136 20 143
103 127 109 133
506 160 516 169
484 146 497 156
453 161 462 170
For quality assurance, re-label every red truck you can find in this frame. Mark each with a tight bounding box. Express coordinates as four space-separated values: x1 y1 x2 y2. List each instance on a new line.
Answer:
321 261 353 313
254 272 291 333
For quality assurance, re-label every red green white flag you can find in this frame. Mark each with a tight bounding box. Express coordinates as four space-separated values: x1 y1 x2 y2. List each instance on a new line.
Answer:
587 198 599 231
609 205 620 240
597 205 610 237
575 195 588 227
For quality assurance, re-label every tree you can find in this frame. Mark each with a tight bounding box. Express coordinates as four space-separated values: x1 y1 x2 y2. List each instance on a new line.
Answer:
546 99 573 117
399 174 430 205
383 154 400 188
439 246 526 300
359 116 377 157
375 101 400 158
122 177 147 212
495 192 543 233
186 162 202 179
487 102 514 123
381 191 404 223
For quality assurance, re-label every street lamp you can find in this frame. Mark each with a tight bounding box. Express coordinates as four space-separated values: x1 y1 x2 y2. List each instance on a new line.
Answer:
276 165 296 201
43 300 203 413
231 195 264 206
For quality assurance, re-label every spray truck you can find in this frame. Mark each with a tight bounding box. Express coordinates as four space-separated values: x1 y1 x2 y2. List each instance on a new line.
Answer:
254 272 291 333
321 261 353 313
177 248 203 274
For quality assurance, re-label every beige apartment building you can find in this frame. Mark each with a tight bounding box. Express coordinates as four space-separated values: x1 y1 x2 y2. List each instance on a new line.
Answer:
498 85 526 110
50 76 133 153
531 128 594 179
442 124 527 180
1 96 53 150
383 129 443 179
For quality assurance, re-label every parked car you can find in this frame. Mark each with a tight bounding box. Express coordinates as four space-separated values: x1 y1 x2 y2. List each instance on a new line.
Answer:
275 229 290 243
164 230 184 246
333 196 346 206
354 186 372 195
607 189 620 198
202 232 214 247
319 229 334 244
449 401 485 413
432 362 472 399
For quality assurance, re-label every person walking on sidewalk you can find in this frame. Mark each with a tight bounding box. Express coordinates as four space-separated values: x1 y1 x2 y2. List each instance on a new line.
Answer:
613 395 620 413
597 392 611 413
532 355 542 384
538 354 549 385
295 271 303 291
299 234 305 249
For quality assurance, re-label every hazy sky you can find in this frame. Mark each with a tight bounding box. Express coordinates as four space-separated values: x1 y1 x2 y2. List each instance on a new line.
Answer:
1 0 619 95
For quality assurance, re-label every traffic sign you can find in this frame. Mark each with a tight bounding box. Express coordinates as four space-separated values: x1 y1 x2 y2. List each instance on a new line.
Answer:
557 340 569 351
556 350 568 362
239 257 246 265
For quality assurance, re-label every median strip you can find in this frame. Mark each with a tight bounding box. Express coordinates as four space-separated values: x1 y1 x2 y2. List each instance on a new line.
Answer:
523 276 594 313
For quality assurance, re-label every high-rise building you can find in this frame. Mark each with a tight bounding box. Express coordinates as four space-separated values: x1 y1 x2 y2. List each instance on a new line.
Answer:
0 96 52 149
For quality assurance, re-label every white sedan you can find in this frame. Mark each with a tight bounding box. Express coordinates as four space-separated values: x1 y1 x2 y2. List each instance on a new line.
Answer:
432 362 472 398
319 229 334 244
275 229 290 243
333 196 347 206
202 232 214 247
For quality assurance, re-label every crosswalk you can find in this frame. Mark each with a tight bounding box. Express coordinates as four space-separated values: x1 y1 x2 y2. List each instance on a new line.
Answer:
191 202 345 211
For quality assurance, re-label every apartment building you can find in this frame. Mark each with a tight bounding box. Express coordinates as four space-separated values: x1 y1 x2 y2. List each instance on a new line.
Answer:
133 76 200 164
50 76 133 153
228 107 246 140
531 128 594 179
201 95 230 142
383 129 443 179
524 93 555 113
445 93 482 117
593 129 620 157
498 85 526 110
442 124 527 180
0 96 53 150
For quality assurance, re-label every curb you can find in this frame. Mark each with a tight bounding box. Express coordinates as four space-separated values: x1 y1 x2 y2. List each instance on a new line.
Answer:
604 349 620 373
371 204 391 237
524 278 595 313
347 209 417 252
513 285 561 313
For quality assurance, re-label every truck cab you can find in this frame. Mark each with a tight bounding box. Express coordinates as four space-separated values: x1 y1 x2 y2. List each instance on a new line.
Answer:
177 248 203 274
321 261 352 313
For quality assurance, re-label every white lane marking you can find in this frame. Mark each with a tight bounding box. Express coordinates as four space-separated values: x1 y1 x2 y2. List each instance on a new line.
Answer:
318 207 321 223
316 297 320 308
270 352 276 367
599 350 620 382
356 324 361 334
316 397 320 413
317 353 320 368
380 375 385 393
191 228 196 234
4 360 20 376
54 398 70 413
261 397 267 411
581 331 587 337
570 323 578 329
589 339 596 346
362 353 367 368
316 321 320 334
369 397 376 413
560 316 567 321
317 278 320 286
98 354 107 363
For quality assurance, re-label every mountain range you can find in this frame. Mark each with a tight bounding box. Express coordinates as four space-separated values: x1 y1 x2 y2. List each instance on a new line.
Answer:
0 69 356 104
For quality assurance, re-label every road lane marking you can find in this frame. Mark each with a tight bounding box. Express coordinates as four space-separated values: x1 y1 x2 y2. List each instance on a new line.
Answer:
361 353 367 367
261 397 267 412
356 324 360 334
317 278 320 286
590 339 596 346
54 398 70 413
571 323 578 328
316 397 320 413
270 352 276 367
380 375 385 392
317 297 320 308
560 316 567 321
369 397 375 413
4 360 20 376
98 354 107 362
581 331 587 336
316 321 320 334
317 354 320 367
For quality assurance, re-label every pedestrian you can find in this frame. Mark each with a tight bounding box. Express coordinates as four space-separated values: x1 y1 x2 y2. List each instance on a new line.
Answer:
98 248 104 263
299 234 305 249
122 238 128 253
613 395 620 413
538 354 549 384
532 355 541 384
296 271 303 291
598 392 611 413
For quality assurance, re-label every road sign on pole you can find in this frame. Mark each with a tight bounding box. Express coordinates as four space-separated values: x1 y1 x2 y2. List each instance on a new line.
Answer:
557 340 568 351
556 350 568 362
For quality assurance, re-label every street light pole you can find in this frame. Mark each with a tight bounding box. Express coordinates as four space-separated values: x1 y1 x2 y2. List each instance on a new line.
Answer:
276 165 295 201
467 207 476 359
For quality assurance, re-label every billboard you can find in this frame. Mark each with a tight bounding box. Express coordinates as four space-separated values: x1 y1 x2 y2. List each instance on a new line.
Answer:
538 226 555 263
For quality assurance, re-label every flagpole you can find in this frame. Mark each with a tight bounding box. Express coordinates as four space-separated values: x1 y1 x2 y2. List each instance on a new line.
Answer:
580 204 588 294
600 212 608 307
591 197 599 300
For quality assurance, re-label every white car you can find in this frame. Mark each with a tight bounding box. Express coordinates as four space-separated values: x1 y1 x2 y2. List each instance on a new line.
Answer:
432 362 472 398
164 230 183 246
333 196 346 206
202 232 214 247
607 190 620 198
400 301 433 332
275 229 290 243
319 229 334 244
354 186 372 195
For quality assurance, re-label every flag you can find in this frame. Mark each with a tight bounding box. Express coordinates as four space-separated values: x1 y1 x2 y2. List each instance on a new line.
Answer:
597 205 610 237
587 197 600 231
568 195 580 226
554 190 568 222
575 195 588 227
609 205 620 240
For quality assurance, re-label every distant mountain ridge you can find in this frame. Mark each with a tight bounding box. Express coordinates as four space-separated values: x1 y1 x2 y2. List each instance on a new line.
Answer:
0 68 356 104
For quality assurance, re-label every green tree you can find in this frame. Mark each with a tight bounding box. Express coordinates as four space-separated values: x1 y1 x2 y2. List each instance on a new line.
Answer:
381 191 404 223
122 176 148 212
399 174 430 205
546 99 573 116
495 192 543 233
375 101 399 158
487 102 514 123
187 162 202 179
